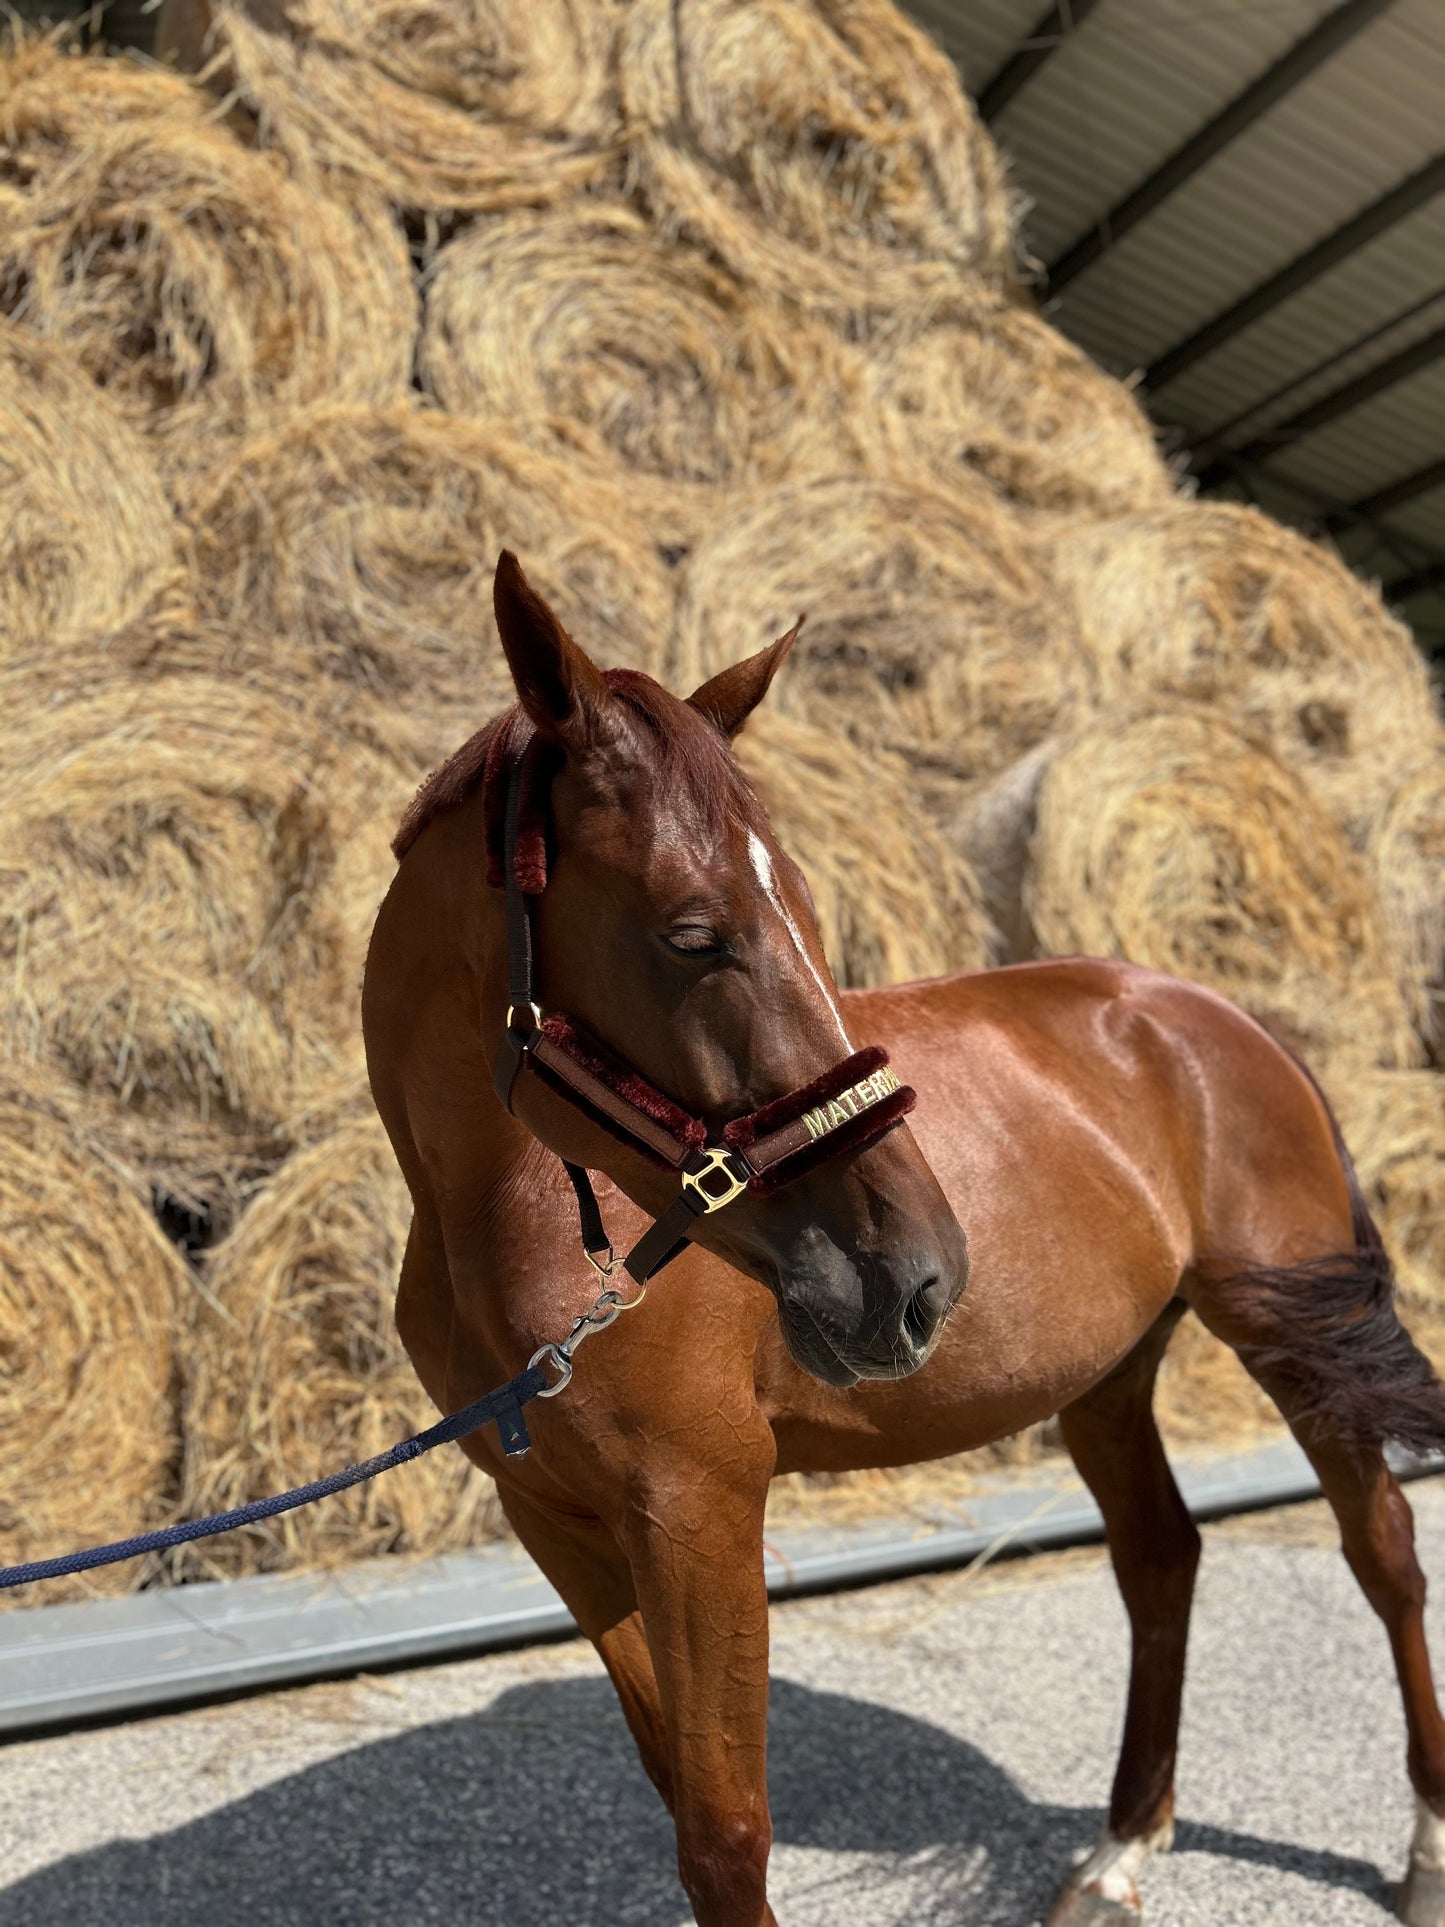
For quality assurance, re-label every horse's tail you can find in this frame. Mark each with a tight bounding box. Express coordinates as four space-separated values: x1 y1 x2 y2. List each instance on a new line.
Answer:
1226 1065 1445 1459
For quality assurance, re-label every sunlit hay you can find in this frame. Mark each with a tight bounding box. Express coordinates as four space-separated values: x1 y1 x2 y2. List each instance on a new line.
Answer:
0 104 415 461
671 474 1068 786
1049 503 1443 837
736 711 996 988
1155 1317 1282 1449
188 403 675 708
1368 762 1445 1054
178 1106 500 1582
418 200 855 541
1025 709 1419 1076
208 0 615 218
0 324 182 655
0 1070 187 1608
0 672 374 1132
858 299 1174 518
1334 1073 1445 1336
0 30 208 187
617 0 1016 320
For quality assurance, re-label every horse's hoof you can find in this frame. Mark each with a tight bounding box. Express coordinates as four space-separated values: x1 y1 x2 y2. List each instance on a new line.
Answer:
1398 1862 1445 1927
1045 1885 1142 1926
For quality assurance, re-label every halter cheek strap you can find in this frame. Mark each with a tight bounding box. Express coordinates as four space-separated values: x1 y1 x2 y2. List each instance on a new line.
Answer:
491 766 916 1288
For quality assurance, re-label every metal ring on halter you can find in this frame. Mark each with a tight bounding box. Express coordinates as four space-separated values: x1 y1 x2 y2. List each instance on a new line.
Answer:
507 1001 543 1034
585 1244 618 1279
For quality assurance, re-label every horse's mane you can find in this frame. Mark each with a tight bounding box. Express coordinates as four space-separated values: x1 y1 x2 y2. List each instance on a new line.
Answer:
391 669 759 890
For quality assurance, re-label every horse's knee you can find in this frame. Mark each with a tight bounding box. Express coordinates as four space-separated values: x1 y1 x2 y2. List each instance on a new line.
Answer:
677 1803 771 1925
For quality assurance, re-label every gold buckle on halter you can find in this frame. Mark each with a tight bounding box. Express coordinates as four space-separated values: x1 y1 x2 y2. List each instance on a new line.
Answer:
681 1147 751 1215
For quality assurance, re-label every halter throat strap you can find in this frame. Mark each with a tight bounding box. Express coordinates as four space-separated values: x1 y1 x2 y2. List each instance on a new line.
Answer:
489 765 915 1286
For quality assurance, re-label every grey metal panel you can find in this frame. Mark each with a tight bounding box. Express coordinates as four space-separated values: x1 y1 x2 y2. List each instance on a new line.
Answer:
1048 0 1445 372
989 0 1338 268
1155 199 1445 432
0 1440 1367 1738
1266 358 1445 508
1381 479 1445 551
905 0 1045 97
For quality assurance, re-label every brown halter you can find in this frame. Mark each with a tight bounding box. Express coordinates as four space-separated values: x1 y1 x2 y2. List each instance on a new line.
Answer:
490 757 917 1289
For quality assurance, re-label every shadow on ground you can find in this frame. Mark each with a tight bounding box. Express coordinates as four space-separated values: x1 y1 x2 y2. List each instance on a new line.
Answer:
0 1676 1393 1926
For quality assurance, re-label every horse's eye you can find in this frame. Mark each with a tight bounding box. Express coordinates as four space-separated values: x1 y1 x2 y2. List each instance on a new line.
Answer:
665 925 725 957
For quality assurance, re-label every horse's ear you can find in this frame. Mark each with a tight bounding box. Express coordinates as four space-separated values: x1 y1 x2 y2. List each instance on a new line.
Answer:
493 549 611 748
686 619 802 739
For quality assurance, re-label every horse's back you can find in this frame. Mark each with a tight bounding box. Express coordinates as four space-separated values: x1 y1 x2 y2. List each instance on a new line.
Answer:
842 954 1351 1279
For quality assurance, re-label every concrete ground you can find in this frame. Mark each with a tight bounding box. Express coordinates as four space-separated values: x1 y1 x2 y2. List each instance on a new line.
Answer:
2 1481 1440 1927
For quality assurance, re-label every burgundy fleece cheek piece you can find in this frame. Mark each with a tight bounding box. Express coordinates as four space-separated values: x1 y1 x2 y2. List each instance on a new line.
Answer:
533 1014 707 1166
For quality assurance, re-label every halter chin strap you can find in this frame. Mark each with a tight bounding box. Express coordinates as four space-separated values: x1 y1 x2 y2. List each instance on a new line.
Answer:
491 765 916 1287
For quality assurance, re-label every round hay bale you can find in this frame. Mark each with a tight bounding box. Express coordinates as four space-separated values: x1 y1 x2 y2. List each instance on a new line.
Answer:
858 300 1173 518
419 200 853 539
672 474 1068 783
0 672 382 1130
0 31 207 181
736 711 996 987
0 103 415 458
0 323 182 655
1369 760 1445 1054
0 1070 186 1606
207 0 615 217
618 0 1016 318
1335 1071 1445 1341
179 1106 500 1581
1049 503 1442 837
1024 709 1419 1074
187 403 675 709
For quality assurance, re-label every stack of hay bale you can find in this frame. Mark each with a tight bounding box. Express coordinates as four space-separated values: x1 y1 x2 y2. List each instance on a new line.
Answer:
0 0 1439 1597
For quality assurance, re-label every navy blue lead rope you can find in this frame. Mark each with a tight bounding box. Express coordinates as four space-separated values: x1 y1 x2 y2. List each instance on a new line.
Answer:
0 1364 550 1592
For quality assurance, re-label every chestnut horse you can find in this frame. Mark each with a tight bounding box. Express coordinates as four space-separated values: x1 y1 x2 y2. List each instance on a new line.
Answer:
363 552 1445 1927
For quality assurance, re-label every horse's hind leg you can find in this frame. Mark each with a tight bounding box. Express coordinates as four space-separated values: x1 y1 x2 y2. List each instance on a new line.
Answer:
1295 1438 1445 1927
1048 1302 1199 1927
1194 1298 1445 1927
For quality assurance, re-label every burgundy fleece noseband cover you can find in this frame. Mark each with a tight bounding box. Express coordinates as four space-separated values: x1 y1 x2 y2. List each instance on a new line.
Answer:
724 1045 916 1194
532 1021 915 1192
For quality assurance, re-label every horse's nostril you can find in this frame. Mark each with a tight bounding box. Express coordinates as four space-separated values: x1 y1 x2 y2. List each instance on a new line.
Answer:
903 1276 940 1349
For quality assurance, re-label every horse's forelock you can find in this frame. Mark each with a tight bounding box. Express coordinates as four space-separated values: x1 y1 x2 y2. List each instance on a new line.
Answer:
389 670 760 882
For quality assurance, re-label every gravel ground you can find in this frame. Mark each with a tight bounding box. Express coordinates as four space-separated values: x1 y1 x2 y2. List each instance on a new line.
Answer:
1 1481 1440 1926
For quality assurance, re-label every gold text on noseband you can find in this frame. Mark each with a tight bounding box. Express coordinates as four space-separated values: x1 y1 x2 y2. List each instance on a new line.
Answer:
801 1066 903 1142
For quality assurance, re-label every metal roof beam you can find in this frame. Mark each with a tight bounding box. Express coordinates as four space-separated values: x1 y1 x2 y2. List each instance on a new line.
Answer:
1147 152 1445 393
1046 0 1400 296
1193 320 1445 489
1322 456 1445 533
976 0 1102 123
1386 559 1445 603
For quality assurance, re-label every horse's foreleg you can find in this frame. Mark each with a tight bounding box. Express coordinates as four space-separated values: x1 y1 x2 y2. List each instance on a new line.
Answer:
621 1464 778 1927
1048 1306 1199 1927
496 1482 676 1807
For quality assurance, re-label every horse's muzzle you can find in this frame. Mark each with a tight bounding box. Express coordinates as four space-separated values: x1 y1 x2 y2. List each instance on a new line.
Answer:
775 1228 968 1385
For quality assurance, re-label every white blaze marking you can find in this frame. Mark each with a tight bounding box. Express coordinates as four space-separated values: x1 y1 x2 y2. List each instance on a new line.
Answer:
1411 1797 1445 1872
746 829 849 1048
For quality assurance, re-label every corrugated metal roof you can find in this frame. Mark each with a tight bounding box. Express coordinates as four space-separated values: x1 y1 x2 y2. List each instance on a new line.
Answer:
909 0 1445 653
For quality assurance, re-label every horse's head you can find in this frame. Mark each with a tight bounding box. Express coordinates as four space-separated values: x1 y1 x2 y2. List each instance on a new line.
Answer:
489 551 968 1387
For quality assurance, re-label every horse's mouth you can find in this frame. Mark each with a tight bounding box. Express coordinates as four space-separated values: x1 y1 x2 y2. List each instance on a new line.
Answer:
776 1293 934 1388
